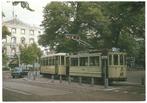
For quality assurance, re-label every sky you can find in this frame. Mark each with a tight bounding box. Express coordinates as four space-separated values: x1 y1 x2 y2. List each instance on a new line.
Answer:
2 0 51 27
2 0 141 27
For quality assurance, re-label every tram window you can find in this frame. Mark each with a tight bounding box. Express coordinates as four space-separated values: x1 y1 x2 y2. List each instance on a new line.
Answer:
71 58 78 66
80 57 88 66
52 58 55 65
43 58 45 66
61 56 64 65
51 57 53 65
120 55 123 65
90 56 99 66
124 55 126 65
42 59 44 66
114 54 118 65
55 56 59 65
49 58 51 65
43 59 45 66
45 58 48 66
48 58 50 65
40 59 43 65
109 55 112 65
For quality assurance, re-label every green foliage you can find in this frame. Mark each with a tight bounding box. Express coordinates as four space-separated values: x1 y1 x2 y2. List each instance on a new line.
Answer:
20 43 42 64
39 2 145 66
2 53 8 66
103 2 145 47
134 41 145 67
2 25 11 39
12 1 34 11
40 2 73 49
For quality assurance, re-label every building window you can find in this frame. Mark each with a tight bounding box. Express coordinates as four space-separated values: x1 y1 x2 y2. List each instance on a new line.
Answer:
21 37 25 44
11 28 16 34
38 31 41 34
29 38 34 44
11 37 16 44
21 29 25 34
30 30 34 35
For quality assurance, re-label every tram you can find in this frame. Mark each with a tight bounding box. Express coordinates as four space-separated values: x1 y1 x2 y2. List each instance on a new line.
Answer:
40 51 127 82
40 53 68 75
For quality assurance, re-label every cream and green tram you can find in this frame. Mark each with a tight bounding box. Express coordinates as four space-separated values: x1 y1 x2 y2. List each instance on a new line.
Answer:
40 53 68 75
69 51 127 82
40 51 127 83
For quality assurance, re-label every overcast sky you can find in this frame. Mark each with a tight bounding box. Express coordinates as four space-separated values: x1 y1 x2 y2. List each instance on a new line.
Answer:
2 0 51 27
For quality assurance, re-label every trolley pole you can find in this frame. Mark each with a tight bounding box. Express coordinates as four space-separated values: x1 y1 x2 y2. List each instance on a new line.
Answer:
102 49 109 88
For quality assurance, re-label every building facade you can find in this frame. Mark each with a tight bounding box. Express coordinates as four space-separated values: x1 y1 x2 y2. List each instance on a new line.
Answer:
2 18 42 59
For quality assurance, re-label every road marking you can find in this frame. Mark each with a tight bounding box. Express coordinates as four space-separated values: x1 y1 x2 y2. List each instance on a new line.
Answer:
4 87 32 95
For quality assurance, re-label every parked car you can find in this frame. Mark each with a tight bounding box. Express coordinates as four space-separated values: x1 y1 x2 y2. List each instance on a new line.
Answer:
11 67 28 78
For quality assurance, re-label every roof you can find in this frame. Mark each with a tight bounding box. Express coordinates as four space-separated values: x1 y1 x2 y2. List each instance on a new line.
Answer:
41 53 67 58
3 18 39 29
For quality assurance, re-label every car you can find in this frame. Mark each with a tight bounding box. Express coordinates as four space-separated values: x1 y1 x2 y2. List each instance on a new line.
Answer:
11 67 28 78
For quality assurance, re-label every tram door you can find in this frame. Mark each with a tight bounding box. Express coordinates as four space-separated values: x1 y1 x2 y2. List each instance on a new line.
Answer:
66 57 70 76
101 56 108 80
55 56 59 74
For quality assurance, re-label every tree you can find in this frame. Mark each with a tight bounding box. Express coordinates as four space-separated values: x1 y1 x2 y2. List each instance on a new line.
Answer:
2 53 8 66
39 2 108 51
105 2 144 47
2 25 11 39
20 43 42 64
39 2 145 57
39 2 73 50
12 1 35 11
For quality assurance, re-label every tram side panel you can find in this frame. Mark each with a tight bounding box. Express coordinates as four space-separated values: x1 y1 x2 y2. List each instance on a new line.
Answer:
69 66 102 77
69 53 102 78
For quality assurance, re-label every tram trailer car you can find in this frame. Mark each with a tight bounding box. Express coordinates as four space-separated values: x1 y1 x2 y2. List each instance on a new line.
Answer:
40 51 127 82
40 53 68 76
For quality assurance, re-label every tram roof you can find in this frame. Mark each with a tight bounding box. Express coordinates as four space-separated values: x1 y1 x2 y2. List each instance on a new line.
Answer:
108 52 127 55
41 53 67 58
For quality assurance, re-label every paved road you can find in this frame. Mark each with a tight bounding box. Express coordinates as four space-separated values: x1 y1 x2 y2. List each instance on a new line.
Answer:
2 70 145 101
4 81 71 96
